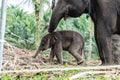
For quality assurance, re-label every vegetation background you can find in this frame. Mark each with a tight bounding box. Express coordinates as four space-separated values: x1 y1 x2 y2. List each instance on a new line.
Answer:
2 0 119 80
5 0 99 61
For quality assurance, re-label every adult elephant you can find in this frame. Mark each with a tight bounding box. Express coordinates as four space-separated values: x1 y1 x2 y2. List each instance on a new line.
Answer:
48 0 120 65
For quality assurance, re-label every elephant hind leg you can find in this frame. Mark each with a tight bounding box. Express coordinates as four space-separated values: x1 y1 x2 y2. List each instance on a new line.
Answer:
77 48 84 64
69 49 84 65
68 41 84 64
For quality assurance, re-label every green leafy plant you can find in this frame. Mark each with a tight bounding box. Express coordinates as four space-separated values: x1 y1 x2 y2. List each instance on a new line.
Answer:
6 6 36 49
5 5 98 60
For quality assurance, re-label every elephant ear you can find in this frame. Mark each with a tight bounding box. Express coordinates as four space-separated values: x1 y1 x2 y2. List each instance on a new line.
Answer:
53 34 58 40
50 33 58 46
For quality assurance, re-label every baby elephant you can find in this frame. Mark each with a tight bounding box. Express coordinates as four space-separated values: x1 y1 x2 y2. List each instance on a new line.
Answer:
34 30 84 65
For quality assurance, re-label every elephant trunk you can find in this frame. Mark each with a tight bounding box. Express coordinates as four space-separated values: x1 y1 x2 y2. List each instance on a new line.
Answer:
33 48 42 58
48 4 65 33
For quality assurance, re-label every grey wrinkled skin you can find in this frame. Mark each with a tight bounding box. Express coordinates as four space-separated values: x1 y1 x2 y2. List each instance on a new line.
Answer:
48 0 89 33
34 30 84 65
48 0 120 65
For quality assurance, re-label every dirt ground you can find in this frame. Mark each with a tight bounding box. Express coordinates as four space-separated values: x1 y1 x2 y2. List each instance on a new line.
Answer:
2 43 101 71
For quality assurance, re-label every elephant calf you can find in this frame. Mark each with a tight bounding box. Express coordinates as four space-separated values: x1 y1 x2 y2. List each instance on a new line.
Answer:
34 30 84 65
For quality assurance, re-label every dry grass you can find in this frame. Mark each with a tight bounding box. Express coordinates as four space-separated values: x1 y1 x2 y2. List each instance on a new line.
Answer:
2 42 100 71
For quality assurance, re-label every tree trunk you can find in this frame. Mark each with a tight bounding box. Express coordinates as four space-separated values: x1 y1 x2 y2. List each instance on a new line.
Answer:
32 0 43 48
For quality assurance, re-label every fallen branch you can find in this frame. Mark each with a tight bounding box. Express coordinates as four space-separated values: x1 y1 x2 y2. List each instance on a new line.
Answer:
1 65 120 74
69 70 120 80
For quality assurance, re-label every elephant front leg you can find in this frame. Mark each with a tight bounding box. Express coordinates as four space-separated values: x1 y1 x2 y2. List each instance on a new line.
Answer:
49 47 55 64
54 42 63 64
95 20 114 65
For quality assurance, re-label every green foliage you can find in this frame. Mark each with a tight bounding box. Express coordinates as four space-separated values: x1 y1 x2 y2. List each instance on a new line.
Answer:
5 6 36 49
5 6 51 50
5 5 98 60
1 71 120 80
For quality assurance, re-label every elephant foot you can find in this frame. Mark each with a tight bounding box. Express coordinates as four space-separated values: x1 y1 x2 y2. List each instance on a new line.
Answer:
77 59 84 65
59 61 63 65
100 62 113 66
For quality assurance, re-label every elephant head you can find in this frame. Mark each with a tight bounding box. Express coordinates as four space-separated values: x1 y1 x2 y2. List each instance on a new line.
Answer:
34 33 57 58
48 0 89 33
